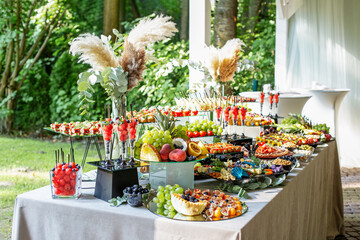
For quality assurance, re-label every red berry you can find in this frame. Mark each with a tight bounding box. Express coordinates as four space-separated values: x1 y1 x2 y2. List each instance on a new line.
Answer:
59 179 65 186
63 175 70 182
54 188 62 195
63 191 70 196
64 184 71 191
129 128 136 135
70 180 76 187
74 168 79 172
207 130 214 136
199 131 206 137
65 168 71 175
70 172 77 179
193 131 200 138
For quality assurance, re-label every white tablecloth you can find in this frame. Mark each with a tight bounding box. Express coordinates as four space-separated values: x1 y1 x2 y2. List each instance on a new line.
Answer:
12 141 344 240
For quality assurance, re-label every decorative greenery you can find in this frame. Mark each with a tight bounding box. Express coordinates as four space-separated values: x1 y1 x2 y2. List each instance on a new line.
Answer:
108 195 127 207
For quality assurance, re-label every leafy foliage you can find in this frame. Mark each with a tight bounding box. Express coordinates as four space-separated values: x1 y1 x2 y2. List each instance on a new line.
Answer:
49 52 108 122
14 62 51 131
231 1 276 93
127 40 189 110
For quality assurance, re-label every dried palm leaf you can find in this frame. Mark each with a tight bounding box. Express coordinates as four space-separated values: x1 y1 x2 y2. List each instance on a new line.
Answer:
127 15 178 50
69 34 119 71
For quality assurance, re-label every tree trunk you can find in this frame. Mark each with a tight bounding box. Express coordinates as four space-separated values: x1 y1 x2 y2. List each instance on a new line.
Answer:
130 0 140 19
103 0 119 37
6 89 15 134
119 0 125 33
248 0 261 36
180 0 189 41
214 0 238 48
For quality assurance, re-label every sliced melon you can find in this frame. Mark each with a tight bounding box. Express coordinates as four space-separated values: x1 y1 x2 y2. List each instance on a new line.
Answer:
171 193 207 216
140 143 161 162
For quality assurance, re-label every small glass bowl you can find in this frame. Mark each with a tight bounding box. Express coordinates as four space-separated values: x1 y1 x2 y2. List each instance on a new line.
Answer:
123 190 143 207
50 168 82 199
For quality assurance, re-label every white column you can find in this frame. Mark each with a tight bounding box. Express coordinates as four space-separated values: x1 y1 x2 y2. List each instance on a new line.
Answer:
189 0 211 91
274 1 289 91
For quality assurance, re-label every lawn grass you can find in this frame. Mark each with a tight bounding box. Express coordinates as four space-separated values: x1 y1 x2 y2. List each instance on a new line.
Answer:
0 136 101 239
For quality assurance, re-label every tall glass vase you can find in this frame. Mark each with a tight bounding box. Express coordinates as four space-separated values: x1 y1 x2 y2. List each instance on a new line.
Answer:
111 94 127 160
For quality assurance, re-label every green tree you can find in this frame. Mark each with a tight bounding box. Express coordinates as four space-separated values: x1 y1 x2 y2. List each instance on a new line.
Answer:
0 0 67 133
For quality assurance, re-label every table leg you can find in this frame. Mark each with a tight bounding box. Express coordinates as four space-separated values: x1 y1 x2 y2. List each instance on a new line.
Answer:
81 137 92 168
94 136 103 162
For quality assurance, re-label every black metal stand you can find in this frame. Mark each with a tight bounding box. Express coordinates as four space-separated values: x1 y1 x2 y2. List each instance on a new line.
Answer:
79 136 103 168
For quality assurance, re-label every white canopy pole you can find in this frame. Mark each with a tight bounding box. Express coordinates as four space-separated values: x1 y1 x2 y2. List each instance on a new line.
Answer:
189 0 211 91
274 4 289 91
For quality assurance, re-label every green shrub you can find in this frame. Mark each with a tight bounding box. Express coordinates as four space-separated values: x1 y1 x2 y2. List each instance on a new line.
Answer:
14 62 51 131
49 52 108 122
127 40 189 110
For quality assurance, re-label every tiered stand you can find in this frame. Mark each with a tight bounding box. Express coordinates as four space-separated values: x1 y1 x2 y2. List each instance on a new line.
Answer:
44 128 103 167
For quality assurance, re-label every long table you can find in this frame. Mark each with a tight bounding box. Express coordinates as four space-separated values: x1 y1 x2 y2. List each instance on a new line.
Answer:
12 141 344 240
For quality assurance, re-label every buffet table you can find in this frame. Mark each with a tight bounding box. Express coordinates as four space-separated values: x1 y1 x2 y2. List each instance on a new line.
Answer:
12 141 344 240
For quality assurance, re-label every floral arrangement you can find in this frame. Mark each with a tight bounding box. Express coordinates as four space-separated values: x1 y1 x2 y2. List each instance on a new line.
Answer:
69 15 178 115
189 39 244 85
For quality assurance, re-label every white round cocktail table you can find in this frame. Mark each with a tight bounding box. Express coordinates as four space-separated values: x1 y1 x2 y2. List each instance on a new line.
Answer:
298 89 350 137
240 91 312 122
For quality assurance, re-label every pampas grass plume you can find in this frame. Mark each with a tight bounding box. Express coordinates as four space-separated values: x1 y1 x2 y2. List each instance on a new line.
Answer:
127 15 178 50
69 33 119 71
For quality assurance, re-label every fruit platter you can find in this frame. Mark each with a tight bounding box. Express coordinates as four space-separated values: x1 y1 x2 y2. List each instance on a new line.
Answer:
134 109 209 163
275 114 333 143
147 184 248 221
254 143 290 159
48 120 102 136
185 119 223 138
174 95 256 112
126 106 200 123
